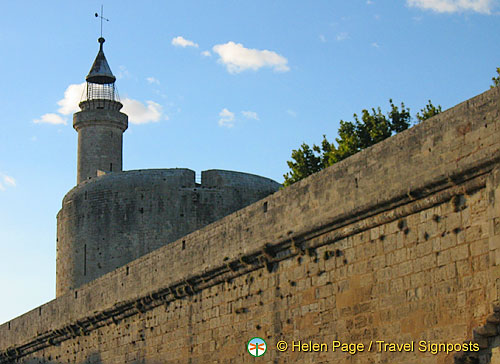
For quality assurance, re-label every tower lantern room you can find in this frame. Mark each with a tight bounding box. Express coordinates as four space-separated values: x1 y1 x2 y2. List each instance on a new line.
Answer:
81 37 120 108
73 37 128 184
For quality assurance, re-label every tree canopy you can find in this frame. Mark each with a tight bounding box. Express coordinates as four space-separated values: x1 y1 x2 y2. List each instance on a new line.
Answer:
283 100 441 187
283 67 500 187
492 67 500 88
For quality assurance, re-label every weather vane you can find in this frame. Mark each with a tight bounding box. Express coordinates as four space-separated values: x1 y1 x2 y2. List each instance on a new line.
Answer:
95 5 109 38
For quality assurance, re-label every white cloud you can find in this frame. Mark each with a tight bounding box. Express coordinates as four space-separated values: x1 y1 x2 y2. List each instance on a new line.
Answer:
147 77 160 85
407 0 494 13
212 41 290 74
336 32 350 41
121 99 163 125
36 82 164 127
241 111 259 120
218 108 235 127
57 82 86 115
201 50 212 57
117 65 130 79
33 113 67 125
4 175 15 187
319 34 327 43
371 42 380 48
34 82 83 125
0 173 16 191
286 109 297 118
172 36 199 48
367 0 374 4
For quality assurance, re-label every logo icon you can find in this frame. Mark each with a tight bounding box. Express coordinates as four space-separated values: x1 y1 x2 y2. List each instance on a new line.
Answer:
247 337 267 357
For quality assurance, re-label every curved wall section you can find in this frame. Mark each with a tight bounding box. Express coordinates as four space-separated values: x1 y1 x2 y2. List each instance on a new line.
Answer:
56 168 280 296
73 107 128 184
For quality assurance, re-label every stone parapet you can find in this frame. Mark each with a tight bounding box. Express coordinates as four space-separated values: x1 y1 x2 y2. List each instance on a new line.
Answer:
1 87 499 364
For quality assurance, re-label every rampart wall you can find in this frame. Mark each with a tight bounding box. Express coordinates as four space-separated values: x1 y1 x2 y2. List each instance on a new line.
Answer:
1 87 500 364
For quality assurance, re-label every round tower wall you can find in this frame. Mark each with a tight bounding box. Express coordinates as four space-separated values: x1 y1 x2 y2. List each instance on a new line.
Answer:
73 108 128 184
56 169 280 296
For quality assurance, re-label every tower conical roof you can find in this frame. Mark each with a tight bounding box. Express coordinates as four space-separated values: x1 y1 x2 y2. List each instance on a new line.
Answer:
86 37 116 84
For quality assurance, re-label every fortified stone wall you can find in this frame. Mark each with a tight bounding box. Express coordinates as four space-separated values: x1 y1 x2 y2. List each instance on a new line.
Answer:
1 87 500 364
56 168 280 296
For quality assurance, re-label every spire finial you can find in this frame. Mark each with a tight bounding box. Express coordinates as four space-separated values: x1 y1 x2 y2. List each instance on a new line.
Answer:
86 33 116 85
94 5 109 39
98 36 105 51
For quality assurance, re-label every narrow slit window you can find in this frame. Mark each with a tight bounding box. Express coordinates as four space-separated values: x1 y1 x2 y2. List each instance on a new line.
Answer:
84 244 87 276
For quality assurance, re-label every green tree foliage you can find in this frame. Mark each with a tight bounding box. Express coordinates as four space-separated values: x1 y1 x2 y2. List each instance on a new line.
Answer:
283 143 323 185
416 100 442 122
492 67 500 88
283 99 441 187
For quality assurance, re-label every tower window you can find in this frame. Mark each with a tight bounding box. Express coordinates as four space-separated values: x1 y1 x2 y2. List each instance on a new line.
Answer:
110 163 113 171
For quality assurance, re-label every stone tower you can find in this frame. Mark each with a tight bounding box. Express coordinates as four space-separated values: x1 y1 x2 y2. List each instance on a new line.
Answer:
55 37 281 297
73 37 128 184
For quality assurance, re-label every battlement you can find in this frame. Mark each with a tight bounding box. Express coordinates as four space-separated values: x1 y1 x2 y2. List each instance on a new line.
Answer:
1 87 500 364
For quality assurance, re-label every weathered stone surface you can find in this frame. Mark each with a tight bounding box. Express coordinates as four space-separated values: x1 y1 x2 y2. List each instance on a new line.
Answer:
1 87 500 364
476 323 498 337
73 101 128 184
56 168 281 296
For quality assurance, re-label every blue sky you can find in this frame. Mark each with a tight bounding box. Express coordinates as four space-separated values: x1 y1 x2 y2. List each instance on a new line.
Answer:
0 0 499 324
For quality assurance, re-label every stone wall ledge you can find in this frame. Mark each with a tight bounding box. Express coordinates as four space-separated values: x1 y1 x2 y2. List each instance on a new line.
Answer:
0 171 493 363
1 87 499 360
